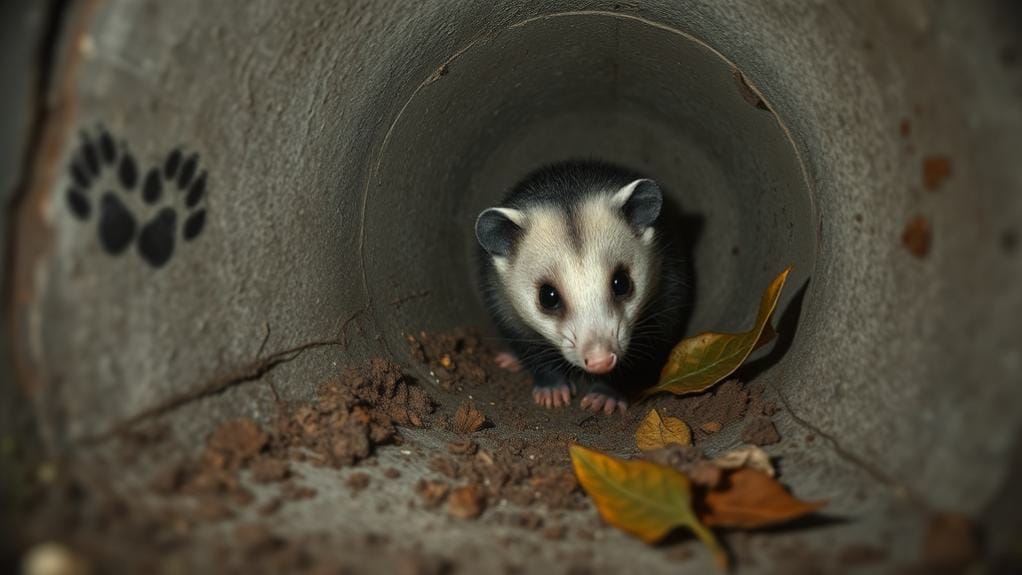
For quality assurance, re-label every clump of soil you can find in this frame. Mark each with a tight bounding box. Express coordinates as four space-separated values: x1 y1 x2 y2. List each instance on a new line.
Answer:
272 358 435 467
154 358 435 504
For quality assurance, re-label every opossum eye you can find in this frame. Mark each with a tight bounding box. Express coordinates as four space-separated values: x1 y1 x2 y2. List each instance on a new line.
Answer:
611 269 632 299
538 283 562 311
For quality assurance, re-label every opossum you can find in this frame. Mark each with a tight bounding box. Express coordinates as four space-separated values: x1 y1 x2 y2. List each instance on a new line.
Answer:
474 160 687 414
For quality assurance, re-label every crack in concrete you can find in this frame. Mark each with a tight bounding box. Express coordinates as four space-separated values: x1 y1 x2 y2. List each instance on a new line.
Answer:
79 307 372 448
77 337 345 447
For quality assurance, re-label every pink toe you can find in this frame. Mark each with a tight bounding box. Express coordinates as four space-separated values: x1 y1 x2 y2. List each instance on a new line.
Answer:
495 352 523 372
559 387 571 405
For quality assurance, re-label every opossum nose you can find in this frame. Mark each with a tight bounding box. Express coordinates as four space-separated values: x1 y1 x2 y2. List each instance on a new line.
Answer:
584 352 618 374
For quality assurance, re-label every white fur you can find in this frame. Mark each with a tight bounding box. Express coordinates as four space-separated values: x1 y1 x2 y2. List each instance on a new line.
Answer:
492 184 659 370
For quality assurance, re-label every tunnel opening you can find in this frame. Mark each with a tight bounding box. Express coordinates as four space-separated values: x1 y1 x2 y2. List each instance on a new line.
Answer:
364 12 815 394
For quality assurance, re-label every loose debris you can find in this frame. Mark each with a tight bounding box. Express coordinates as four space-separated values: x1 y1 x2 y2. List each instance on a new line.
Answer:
406 328 490 390
24 270 819 573
150 358 435 517
700 421 722 434
572 442 823 570
426 436 584 511
452 402 487 434
447 485 486 519
566 267 825 570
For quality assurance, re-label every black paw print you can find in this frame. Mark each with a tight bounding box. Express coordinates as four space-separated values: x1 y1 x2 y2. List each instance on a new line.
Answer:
66 127 208 268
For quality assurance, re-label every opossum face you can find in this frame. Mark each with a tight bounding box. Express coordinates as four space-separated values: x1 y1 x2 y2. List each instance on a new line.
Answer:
476 179 663 374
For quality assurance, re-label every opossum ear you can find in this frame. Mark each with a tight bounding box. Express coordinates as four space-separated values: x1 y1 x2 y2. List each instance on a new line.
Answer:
612 179 663 233
476 207 525 257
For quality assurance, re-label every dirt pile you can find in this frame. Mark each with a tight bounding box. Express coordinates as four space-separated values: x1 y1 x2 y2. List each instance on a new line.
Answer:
154 357 435 507
423 436 586 512
272 358 435 466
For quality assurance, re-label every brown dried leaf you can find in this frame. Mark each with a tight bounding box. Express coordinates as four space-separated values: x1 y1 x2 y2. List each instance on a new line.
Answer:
636 409 691 451
698 468 825 528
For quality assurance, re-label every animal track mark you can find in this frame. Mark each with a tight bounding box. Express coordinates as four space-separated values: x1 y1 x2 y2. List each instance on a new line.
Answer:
66 127 209 268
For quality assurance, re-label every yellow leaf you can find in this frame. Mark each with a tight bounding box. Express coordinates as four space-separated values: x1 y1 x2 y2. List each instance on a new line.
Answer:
642 266 792 399
635 409 691 451
698 468 826 528
569 444 727 570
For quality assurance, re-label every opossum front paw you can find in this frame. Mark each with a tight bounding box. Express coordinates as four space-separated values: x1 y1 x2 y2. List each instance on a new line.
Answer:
532 379 572 409
580 383 628 415
494 352 523 372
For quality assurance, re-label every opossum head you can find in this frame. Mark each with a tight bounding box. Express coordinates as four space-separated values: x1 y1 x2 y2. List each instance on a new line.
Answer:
476 178 663 374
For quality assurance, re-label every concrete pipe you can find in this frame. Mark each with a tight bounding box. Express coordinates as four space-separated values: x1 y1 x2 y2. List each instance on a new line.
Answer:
3 0 1020 572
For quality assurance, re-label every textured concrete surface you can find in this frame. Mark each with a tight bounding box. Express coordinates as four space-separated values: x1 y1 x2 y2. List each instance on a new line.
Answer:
3 0 1021 571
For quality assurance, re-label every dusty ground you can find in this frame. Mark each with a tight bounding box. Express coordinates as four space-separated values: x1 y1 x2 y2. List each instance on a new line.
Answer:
6 327 960 574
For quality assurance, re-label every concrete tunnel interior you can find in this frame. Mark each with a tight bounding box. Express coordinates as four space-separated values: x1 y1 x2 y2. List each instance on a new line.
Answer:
2 1 1021 573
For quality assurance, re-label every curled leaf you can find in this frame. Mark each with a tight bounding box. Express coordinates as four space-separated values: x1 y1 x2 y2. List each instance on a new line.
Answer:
642 266 792 399
636 409 691 452
698 468 825 528
712 445 775 477
569 444 726 570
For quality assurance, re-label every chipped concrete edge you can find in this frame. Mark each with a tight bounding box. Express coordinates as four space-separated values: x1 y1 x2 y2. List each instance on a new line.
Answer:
4 0 103 455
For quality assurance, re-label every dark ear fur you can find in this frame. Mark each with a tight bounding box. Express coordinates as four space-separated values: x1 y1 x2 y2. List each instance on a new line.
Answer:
475 207 523 257
617 179 663 232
